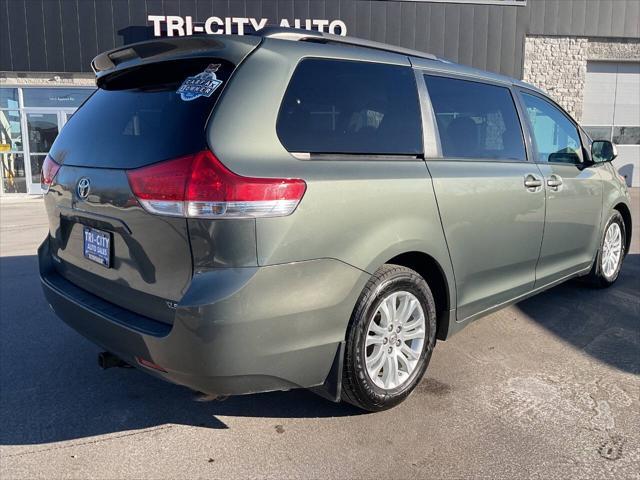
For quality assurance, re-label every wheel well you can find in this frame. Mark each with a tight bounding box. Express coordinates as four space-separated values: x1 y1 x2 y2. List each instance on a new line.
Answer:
386 252 450 340
614 203 632 254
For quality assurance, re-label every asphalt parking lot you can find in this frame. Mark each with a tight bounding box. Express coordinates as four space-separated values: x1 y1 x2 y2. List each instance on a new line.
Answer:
1 191 638 479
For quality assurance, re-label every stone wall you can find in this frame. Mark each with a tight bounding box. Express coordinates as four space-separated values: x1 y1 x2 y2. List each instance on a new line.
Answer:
522 36 640 121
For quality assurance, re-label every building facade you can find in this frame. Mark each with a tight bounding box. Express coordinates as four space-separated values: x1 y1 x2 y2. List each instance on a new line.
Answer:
1 0 639 193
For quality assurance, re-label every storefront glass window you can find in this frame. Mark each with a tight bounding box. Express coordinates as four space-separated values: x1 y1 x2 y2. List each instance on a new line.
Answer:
1 153 27 193
22 88 94 108
0 104 26 193
0 110 23 151
1 86 93 193
0 88 19 109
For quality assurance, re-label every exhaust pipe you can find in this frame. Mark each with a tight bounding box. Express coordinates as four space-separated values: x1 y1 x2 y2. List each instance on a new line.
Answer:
98 351 131 369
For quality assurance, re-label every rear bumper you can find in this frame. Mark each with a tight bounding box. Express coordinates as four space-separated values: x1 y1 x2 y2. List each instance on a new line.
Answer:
39 237 368 396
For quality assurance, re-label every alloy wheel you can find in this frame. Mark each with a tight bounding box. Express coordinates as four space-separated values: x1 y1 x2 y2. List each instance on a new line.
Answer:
602 222 623 279
364 291 426 390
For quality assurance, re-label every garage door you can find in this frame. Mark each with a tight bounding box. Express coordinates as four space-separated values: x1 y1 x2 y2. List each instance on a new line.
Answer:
582 61 640 187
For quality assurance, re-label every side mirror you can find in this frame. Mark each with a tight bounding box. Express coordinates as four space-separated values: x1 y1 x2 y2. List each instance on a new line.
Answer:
591 140 618 163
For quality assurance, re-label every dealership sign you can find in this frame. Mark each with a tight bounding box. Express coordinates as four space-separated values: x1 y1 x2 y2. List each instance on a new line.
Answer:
148 15 347 37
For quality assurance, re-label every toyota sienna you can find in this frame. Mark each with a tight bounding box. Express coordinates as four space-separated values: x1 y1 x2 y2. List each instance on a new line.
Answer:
39 28 632 411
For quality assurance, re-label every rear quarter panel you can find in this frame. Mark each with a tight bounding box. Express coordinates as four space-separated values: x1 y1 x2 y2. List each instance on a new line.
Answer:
207 38 457 308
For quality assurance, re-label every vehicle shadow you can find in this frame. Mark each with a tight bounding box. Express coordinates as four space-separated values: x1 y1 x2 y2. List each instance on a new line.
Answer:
0 255 360 447
515 253 639 375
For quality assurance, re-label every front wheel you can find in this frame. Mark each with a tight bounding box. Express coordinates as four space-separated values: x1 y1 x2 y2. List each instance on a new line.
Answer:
341 265 437 412
585 211 626 288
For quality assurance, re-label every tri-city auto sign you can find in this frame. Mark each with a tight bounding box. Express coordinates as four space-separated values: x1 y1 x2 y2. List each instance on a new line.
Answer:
148 15 348 37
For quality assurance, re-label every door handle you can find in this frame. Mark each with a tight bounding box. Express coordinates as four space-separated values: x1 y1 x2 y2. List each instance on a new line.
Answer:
524 174 542 191
547 174 563 190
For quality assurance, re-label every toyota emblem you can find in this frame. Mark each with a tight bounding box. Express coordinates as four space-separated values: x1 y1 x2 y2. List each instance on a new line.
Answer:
77 178 91 200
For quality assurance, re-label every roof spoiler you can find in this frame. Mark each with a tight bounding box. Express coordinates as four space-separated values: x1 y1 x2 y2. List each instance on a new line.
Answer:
91 35 261 82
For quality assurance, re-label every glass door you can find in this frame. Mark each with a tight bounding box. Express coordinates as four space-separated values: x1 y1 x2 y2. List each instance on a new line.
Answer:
24 111 61 194
61 109 75 124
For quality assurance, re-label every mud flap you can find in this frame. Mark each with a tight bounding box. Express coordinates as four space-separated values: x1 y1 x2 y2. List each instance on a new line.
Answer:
309 342 344 403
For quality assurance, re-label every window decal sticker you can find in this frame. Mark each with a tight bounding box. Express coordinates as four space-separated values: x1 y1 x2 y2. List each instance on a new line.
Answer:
176 64 223 101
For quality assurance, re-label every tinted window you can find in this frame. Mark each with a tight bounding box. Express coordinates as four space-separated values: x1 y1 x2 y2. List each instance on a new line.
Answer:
277 59 422 155
425 75 526 161
50 59 233 169
521 93 583 164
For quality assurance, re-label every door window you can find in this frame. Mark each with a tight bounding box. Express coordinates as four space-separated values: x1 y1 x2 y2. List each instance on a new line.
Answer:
277 59 422 155
521 93 583 164
424 75 526 161
27 113 58 153
26 113 59 184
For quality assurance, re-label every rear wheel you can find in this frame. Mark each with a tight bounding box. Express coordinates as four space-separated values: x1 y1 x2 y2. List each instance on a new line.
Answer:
342 264 436 411
585 211 626 288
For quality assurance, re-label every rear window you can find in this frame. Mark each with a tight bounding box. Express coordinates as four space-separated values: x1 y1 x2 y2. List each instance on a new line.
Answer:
50 59 233 169
277 59 422 155
425 75 526 162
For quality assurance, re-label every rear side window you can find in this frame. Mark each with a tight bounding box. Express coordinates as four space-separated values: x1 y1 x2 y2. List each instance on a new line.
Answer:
425 75 526 161
277 59 422 155
50 59 233 169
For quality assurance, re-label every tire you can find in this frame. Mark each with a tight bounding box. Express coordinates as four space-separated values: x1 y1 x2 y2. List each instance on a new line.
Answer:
342 264 437 412
585 211 627 288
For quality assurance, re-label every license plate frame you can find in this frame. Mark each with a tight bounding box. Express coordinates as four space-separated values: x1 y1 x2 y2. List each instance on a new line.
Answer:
82 226 111 268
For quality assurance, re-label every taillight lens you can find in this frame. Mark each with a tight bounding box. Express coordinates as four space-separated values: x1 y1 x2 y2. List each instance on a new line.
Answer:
126 150 307 218
41 154 61 193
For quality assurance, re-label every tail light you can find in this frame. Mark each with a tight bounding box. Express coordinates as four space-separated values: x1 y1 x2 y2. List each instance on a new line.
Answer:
41 154 61 192
126 150 306 218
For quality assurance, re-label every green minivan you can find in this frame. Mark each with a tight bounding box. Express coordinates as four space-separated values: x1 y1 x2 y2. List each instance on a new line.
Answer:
39 29 631 411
